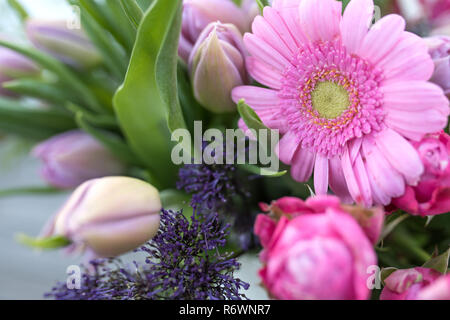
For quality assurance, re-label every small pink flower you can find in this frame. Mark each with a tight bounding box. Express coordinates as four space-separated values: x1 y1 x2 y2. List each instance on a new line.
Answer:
232 0 449 207
179 0 254 62
255 195 378 300
391 131 450 216
33 130 125 189
381 267 450 300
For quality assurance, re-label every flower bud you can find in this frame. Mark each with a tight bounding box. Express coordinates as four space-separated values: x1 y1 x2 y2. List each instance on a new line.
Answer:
255 195 377 300
44 177 162 258
381 267 450 300
425 36 450 97
26 19 102 69
189 22 248 113
33 130 125 189
390 131 450 216
179 0 253 62
0 46 39 97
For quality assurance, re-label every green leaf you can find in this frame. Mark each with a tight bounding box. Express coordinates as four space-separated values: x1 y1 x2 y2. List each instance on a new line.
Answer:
0 98 76 139
423 248 450 274
239 164 287 177
3 79 69 105
119 0 144 29
7 0 28 21
0 186 62 198
17 234 71 250
75 111 141 167
113 0 184 187
0 40 103 113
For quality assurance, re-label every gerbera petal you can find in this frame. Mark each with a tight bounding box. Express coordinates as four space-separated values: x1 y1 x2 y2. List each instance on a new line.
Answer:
341 0 374 53
299 0 341 43
291 147 315 182
374 128 424 186
276 131 300 165
231 86 279 108
381 81 450 116
244 33 291 73
314 155 329 195
357 15 405 66
272 0 309 47
342 146 372 207
362 137 405 205
246 57 282 89
329 157 353 204
378 32 434 81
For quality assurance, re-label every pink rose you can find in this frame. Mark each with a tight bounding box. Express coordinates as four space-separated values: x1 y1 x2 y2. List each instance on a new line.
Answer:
381 267 450 300
254 195 378 300
391 132 450 216
258 195 384 244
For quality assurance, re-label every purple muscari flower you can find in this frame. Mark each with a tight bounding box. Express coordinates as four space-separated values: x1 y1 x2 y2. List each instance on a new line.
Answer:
33 130 125 189
425 36 450 97
26 19 102 69
0 46 39 97
189 22 249 113
46 208 249 300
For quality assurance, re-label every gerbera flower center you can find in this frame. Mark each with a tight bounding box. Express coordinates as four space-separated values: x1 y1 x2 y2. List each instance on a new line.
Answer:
311 81 350 119
280 40 386 157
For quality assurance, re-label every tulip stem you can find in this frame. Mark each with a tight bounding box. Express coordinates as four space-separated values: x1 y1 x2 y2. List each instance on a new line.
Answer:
391 228 431 264
7 0 28 22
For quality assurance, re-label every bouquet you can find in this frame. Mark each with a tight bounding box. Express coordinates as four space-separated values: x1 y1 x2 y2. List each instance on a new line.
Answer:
1 0 449 301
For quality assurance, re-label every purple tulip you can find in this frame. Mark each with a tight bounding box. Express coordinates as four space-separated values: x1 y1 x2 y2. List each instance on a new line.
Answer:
189 22 248 113
33 130 125 189
425 36 450 97
179 0 254 63
41 177 162 258
0 46 39 97
26 19 102 68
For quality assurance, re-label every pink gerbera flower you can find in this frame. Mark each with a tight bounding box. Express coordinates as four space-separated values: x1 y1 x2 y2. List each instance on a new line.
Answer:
232 0 450 206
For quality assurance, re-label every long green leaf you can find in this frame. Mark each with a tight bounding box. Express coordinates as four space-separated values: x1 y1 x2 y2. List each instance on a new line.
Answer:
113 0 184 187
119 0 144 29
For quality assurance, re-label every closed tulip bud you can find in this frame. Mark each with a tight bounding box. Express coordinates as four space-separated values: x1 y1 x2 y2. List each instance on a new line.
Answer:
0 46 39 97
42 177 162 258
189 22 248 113
180 0 253 62
26 19 102 69
33 130 125 189
424 36 450 97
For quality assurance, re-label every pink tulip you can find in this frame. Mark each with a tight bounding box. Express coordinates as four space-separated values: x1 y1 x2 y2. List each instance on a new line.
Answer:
179 0 254 62
381 267 450 300
391 132 450 216
255 195 378 300
33 130 125 189
42 177 162 258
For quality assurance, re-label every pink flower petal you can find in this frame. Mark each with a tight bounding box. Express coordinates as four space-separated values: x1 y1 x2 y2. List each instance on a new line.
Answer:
276 131 300 165
378 32 434 81
357 14 405 66
246 56 282 89
342 145 372 207
314 155 329 195
375 128 424 186
340 0 374 53
291 147 315 182
231 85 279 108
328 157 353 204
299 0 341 43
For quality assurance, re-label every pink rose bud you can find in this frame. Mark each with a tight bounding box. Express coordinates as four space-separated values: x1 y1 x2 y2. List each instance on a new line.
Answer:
424 36 450 98
32 130 125 189
255 195 378 300
179 0 253 62
391 131 450 216
381 267 450 300
26 19 102 69
189 22 248 113
0 45 39 97
42 177 162 258
259 195 384 244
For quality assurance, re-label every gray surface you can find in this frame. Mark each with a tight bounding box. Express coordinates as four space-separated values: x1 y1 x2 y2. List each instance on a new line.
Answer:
0 139 267 300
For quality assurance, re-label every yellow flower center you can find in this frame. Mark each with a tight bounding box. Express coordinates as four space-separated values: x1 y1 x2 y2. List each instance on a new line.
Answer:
311 81 350 119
